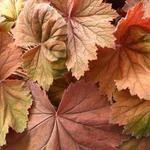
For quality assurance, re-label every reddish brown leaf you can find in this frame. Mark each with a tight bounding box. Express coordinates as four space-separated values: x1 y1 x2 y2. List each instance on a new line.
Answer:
0 32 12 53
3 80 125 150
0 33 21 81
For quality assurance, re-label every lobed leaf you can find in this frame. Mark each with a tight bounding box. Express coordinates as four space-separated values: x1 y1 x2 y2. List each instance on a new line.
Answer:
0 80 32 146
0 32 32 146
3 80 125 150
50 0 117 79
115 2 150 100
86 3 150 100
111 90 150 138
14 0 67 90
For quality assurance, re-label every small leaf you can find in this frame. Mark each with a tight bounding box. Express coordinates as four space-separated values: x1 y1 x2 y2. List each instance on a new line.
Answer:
15 1 67 90
111 90 150 138
48 73 74 107
0 0 25 32
3 80 125 150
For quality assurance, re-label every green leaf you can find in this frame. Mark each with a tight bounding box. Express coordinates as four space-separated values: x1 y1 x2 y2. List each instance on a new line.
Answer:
125 113 150 138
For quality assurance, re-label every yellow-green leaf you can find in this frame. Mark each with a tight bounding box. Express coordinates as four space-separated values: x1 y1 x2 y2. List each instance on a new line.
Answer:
0 80 32 146
0 0 25 32
23 44 66 90
15 1 67 90
111 90 150 138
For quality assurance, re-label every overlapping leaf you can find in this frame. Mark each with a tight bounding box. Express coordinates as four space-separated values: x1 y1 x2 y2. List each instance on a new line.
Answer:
14 0 67 90
0 0 25 32
0 33 21 81
0 81 32 146
0 33 32 146
86 48 120 99
86 3 150 100
115 3 150 100
3 80 125 150
50 0 117 79
0 0 150 149
111 90 150 138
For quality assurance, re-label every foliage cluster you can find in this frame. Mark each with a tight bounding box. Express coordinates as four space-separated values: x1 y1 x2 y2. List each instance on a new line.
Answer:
0 0 150 149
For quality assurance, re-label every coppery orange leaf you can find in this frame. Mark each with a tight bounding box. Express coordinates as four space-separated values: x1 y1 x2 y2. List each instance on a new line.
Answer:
86 3 150 100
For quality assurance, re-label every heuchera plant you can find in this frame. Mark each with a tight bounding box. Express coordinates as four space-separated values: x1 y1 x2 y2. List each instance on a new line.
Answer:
0 0 150 149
